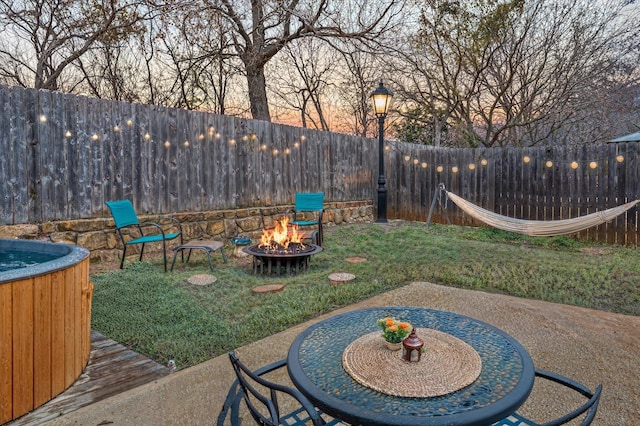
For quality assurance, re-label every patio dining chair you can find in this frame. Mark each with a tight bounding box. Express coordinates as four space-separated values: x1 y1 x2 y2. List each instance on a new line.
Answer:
217 352 340 426
494 369 602 426
287 192 324 246
105 199 183 272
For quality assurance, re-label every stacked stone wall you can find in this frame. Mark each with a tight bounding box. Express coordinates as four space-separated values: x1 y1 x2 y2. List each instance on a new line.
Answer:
0 201 373 263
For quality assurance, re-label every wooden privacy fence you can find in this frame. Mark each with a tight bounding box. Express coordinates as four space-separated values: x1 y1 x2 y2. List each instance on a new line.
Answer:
385 142 640 246
1 85 639 246
0 85 376 224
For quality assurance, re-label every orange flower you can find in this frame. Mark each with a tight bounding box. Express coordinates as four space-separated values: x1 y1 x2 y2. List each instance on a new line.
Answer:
399 322 410 329
387 324 398 332
385 318 395 327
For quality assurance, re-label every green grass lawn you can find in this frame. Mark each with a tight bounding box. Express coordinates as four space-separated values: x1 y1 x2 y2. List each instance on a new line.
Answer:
90 222 640 369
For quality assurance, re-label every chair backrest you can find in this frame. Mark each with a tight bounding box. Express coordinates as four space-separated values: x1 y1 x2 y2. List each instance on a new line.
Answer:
105 200 140 229
228 352 326 426
294 192 324 212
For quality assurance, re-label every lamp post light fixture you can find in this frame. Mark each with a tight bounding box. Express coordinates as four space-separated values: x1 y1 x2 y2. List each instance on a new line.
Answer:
370 80 393 223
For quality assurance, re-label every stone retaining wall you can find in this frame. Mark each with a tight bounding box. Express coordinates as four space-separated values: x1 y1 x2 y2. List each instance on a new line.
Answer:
0 200 373 263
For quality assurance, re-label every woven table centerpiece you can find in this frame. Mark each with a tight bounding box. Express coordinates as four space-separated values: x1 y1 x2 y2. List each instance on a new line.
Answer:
342 328 482 398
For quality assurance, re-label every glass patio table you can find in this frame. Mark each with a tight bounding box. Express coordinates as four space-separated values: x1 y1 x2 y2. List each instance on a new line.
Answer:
287 307 535 426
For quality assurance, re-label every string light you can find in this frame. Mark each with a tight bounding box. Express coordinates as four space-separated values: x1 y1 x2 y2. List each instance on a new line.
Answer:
616 155 624 163
437 166 444 173
229 139 236 145
284 148 290 155
126 120 133 126
144 133 151 141
451 166 459 173
404 155 411 162
164 141 171 148
413 159 419 165
421 162 427 168
546 161 553 168
523 156 530 163
481 159 488 166
570 161 579 169
39 115 47 123
113 125 120 132
183 141 190 148
272 148 279 156
198 134 205 141
250 133 257 141
91 134 99 141
65 131 72 138
589 161 597 169
242 135 249 142
215 133 221 139
469 164 476 170
294 142 300 148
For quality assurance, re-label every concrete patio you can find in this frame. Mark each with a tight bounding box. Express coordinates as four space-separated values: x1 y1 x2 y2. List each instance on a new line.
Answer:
40 282 640 425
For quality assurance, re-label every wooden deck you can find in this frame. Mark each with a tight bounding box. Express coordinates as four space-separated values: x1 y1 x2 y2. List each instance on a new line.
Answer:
8 331 169 425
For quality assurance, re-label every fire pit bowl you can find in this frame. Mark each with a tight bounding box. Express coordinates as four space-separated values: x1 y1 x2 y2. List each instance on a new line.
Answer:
244 243 323 275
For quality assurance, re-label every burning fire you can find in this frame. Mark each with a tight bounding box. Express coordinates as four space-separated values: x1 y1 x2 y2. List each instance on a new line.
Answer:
259 216 305 250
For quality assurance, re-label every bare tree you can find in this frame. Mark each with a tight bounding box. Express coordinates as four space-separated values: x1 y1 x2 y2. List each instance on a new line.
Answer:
0 0 149 91
396 0 640 147
207 0 403 122
269 38 336 130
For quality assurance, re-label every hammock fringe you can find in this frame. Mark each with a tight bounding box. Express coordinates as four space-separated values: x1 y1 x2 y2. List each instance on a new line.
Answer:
444 191 640 237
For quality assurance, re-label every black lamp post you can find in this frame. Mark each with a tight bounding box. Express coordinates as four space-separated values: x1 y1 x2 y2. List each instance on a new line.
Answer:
370 80 393 223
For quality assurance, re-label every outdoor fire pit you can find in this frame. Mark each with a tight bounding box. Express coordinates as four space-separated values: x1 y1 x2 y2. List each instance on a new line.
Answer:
244 216 323 275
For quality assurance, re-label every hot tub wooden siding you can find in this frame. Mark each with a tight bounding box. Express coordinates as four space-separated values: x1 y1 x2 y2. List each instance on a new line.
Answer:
0 257 92 424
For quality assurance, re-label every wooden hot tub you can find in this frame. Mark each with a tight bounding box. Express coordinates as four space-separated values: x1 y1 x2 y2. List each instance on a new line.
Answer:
0 239 92 423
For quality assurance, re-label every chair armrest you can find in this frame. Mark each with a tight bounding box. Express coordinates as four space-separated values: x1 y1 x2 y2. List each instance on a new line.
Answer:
138 221 168 238
534 369 602 426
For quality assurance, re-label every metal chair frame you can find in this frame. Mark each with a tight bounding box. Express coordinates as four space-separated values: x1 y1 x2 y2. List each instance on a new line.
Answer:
105 200 183 272
217 352 339 426
495 368 602 426
287 192 324 247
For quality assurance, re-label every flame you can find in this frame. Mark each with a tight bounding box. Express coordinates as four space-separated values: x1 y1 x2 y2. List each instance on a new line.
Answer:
259 216 305 249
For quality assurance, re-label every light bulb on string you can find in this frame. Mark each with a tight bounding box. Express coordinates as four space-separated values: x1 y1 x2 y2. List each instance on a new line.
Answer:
413 159 419 165
452 166 459 173
616 155 624 163
260 143 267 151
469 164 476 170
589 161 597 169
284 148 290 155
300 135 306 142
215 133 221 139
421 162 427 169
272 148 279 156
113 125 120 132
570 161 579 170
126 120 133 126
481 159 488 166
436 166 444 173
294 142 300 148
229 139 236 146
164 141 171 148
546 161 553 168
198 134 205 141
65 131 72 138
91 134 99 141
523 156 531 163
39 115 47 123
404 155 411 162
144 133 151 141
183 140 190 148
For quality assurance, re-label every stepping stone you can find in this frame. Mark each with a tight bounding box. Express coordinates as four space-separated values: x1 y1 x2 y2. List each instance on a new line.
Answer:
345 256 367 264
328 272 356 285
252 284 285 294
187 274 217 286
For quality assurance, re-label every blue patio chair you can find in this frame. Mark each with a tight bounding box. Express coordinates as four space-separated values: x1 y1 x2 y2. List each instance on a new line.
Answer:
287 192 324 246
494 369 602 426
217 352 340 426
105 200 183 272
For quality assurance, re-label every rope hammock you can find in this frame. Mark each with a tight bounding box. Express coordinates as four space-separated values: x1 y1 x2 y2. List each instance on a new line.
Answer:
432 186 639 237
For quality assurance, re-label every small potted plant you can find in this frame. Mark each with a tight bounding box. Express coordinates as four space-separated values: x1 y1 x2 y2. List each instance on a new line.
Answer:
377 317 412 350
